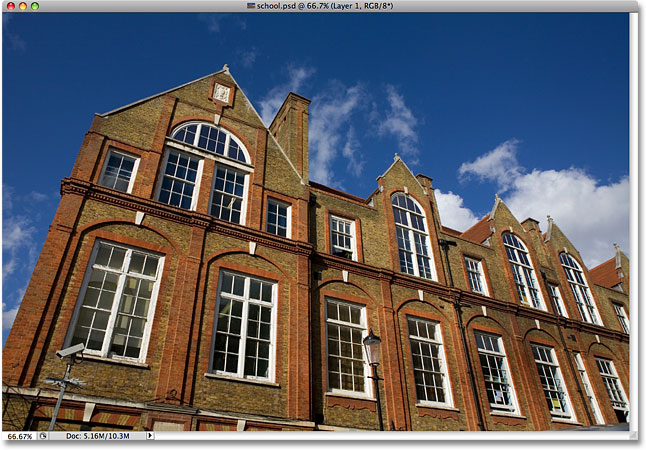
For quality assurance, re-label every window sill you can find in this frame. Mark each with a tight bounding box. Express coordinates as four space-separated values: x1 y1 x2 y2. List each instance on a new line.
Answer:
325 391 375 402
551 417 581 425
203 373 280 388
416 403 458 412
490 411 526 419
81 354 150 369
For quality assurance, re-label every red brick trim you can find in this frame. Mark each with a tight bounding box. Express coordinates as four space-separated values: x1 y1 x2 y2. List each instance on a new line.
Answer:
490 414 526 426
198 258 287 386
146 411 192 431
323 208 365 263
316 280 378 306
202 248 292 281
167 117 256 166
398 304 459 414
416 405 459 420
261 191 298 239
75 219 181 255
208 77 235 107
326 394 377 412
459 251 495 298
197 419 237 431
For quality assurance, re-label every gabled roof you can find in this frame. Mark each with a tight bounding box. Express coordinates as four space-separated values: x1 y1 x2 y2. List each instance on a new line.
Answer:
441 226 462 237
99 70 226 117
589 257 622 290
378 154 427 194
461 214 492 244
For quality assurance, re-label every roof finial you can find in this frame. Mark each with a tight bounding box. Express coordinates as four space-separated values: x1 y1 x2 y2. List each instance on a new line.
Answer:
222 63 230 73
394 153 400 161
547 214 553 223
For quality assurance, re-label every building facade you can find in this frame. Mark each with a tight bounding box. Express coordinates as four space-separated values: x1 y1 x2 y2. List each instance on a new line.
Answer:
2 67 630 432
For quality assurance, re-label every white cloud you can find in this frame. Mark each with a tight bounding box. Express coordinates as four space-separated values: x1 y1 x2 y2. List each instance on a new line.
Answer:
341 127 364 178
309 83 365 186
457 141 629 268
376 85 420 163
504 170 629 268
435 189 480 232
3 302 20 330
239 48 257 68
259 66 316 126
198 14 245 33
458 138 522 191
3 14 26 52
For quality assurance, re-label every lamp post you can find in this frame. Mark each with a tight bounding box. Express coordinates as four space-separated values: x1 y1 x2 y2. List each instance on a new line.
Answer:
363 329 384 431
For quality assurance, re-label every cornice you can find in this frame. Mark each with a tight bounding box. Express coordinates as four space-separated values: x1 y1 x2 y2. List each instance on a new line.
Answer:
60 178 312 257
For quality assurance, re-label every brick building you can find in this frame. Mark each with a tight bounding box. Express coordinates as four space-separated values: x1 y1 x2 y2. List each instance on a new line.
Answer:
2 67 630 432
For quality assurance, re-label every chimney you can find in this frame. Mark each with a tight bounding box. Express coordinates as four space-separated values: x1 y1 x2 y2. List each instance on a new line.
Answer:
269 92 311 183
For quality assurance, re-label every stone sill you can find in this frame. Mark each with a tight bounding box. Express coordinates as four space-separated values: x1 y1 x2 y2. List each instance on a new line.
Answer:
551 417 582 425
81 354 150 369
490 411 527 419
416 403 459 412
203 373 280 388
325 391 376 402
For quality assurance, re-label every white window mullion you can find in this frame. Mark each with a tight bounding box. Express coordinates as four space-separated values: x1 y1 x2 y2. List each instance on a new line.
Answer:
103 250 130 357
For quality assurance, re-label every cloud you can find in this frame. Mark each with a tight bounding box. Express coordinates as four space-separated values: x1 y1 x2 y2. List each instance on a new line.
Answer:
239 48 257 68
3 302 20 330
456 141 629 268
309 83 366 186
435 189 480 232
258 66 316 125
198 14 246 33
505 170 629 268
458 138 522 191
2 186 52 336
2 14 26 52
341 127 365 178
375 85 420 163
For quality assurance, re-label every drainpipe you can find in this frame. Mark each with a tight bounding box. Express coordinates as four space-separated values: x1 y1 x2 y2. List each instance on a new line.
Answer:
540 270 593 425
438 239 486 431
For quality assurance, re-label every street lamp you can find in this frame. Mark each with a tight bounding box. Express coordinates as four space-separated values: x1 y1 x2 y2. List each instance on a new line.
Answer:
363 329 384 431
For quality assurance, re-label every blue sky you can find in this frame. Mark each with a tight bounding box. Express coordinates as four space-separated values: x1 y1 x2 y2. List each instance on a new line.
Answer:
2 12 629 342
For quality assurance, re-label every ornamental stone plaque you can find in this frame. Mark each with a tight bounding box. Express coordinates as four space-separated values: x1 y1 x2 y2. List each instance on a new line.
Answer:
213 83 231 103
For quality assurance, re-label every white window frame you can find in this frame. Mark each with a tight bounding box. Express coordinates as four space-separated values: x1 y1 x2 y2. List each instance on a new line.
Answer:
407 316 453 408
531 344 576 420
548 284 568 318
98 148 140 194
209 163 250 225
573 352 604 424
156 147 204 211
595 358 629 415
559 253 603 325
65 240 164 364
391 194 437 280
474 332 518 414
209 270 277 382
329 215 357 261
612 303 629 334
324 298 371 398
266 198 292 238
464 257 489 296
502 233 545 310
170 122 250 164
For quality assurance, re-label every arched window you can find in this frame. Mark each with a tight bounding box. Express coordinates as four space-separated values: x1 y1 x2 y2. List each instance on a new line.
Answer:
158 122 251 225
559 253 602 325
391 193 435 280
171 122 248 163
502 232 544 309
